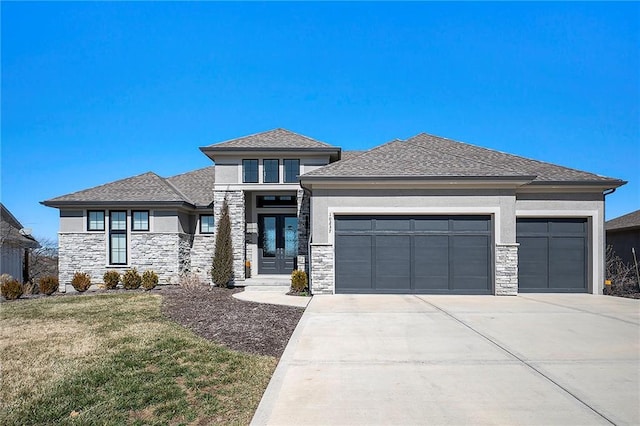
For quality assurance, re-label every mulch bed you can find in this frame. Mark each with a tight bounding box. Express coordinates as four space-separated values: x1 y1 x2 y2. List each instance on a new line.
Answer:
161 286 305 358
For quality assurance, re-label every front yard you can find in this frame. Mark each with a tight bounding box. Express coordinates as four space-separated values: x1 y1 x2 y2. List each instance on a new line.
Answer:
0 288 304 425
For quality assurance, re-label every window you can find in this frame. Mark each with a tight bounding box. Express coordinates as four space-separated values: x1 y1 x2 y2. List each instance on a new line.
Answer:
256 195 297 207
110 211 127 264
88 210 105 231
132 211 149 231
263 159 279 183
283 159 300 183
243 159 259 183
200 215 214 234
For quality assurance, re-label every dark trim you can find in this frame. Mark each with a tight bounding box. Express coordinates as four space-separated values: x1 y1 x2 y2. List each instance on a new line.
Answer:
41 200 195 208
300 175 538 182
131 210 149 231
199 214 215 234
200 147 340 153
87 210 105 231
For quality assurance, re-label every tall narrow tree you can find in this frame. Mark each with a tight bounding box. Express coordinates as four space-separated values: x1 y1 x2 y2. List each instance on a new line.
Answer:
212 197 234 287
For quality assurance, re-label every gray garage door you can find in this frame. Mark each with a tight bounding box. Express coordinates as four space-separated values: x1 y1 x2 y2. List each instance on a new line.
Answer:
516 218 588 292
335 215 492 294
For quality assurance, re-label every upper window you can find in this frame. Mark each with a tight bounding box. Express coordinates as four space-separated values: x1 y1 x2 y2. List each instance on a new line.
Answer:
132 211 149 231
283 159 300 183
257 195 297 208
200 214 214 234
87 210 105 231
243 159 259 183
263 159 279 183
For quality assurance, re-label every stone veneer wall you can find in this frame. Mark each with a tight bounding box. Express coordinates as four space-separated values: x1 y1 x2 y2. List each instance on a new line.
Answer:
310 243 333 294
58 232 192 291
58 233 107 292
495 243 519 295
214 190 245 282
190 234 216 284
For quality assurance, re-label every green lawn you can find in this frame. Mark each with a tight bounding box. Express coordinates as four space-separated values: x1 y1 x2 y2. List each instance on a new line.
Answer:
0 293 277 425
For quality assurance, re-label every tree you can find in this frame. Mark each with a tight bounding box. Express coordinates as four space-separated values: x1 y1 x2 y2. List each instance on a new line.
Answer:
28 237 59 283
211 197 234 287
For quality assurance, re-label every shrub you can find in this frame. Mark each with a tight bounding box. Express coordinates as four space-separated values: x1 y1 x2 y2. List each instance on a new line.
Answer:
71 272 91 292
38 276 59 295
291 270 308 292
22 281 38 295
122 269 142 290
212 197 234 288
141 270 158 291
179 273 206 292
1 277 23 300
103 271 120 290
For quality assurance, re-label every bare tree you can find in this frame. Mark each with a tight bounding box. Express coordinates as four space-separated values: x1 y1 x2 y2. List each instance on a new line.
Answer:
28 236 59 283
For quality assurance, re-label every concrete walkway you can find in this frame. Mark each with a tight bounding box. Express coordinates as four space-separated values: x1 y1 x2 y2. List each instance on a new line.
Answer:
233 285 311 308
252 294 639 425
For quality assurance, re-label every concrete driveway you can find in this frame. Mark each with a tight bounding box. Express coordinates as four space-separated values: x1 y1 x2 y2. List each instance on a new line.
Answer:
252 294 639 425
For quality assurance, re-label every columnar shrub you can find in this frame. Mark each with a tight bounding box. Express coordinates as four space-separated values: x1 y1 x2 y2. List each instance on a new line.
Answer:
103 271 120 290
38 276 59 295
141 270 158 291
1 277 23 300
291 270 308 292
212 197 234 288
71 272 91 292
122 269 142 290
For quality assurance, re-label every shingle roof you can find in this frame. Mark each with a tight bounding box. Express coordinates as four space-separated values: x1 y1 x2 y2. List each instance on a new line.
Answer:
606 210 640 231
43 172 190 206
302 132 624 186
1 203 40 248
202 128 339 150
166 166 216 207
340 150 366 160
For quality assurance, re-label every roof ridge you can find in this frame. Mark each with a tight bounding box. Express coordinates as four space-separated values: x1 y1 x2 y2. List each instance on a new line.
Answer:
405 134 531 177
46 171 159 201
207 128 334 148
303 139 403 176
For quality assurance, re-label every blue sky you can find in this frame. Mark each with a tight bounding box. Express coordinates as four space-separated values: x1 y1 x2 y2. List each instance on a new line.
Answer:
2 2 638 242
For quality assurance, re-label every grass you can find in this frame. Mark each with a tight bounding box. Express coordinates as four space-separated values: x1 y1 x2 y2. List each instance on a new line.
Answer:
0 293 277 425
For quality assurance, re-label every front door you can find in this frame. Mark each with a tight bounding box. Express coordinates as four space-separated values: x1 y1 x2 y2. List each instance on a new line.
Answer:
258 214 298 274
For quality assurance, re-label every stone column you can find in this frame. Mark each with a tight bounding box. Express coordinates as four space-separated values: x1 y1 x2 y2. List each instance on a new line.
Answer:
310 243 333 294
214 190 246 282
495 243 519 295
297 188 311 273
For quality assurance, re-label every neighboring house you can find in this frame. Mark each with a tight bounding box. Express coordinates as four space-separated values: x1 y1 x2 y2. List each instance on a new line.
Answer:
43 128 625 295
1 203 40 283
606 209 640 266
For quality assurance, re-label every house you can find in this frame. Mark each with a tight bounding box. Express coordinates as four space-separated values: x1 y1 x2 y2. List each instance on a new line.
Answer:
606 209 640 266
1 203 40 283
43 129 625 295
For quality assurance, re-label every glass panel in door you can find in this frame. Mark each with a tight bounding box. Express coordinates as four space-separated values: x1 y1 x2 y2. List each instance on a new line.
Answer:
284 217 298 257
262 216 276 257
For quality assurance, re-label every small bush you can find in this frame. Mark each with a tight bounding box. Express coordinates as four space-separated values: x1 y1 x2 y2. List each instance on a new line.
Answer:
22 281 38 295
291 270 308 292
142 270 158 291
1 277 23 300
179 273 206 292
38 276 59 295
122 269 142 290
71 272 91 292
103 271 120 290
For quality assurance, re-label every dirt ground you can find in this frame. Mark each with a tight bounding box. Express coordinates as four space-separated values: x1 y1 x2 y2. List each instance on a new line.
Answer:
161 286 305 357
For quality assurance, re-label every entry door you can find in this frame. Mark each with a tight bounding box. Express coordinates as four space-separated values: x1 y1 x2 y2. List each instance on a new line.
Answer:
258 215 298 274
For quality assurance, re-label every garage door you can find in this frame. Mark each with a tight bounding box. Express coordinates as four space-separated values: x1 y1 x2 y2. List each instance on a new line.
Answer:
335 215 492 294
516 218 588 292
